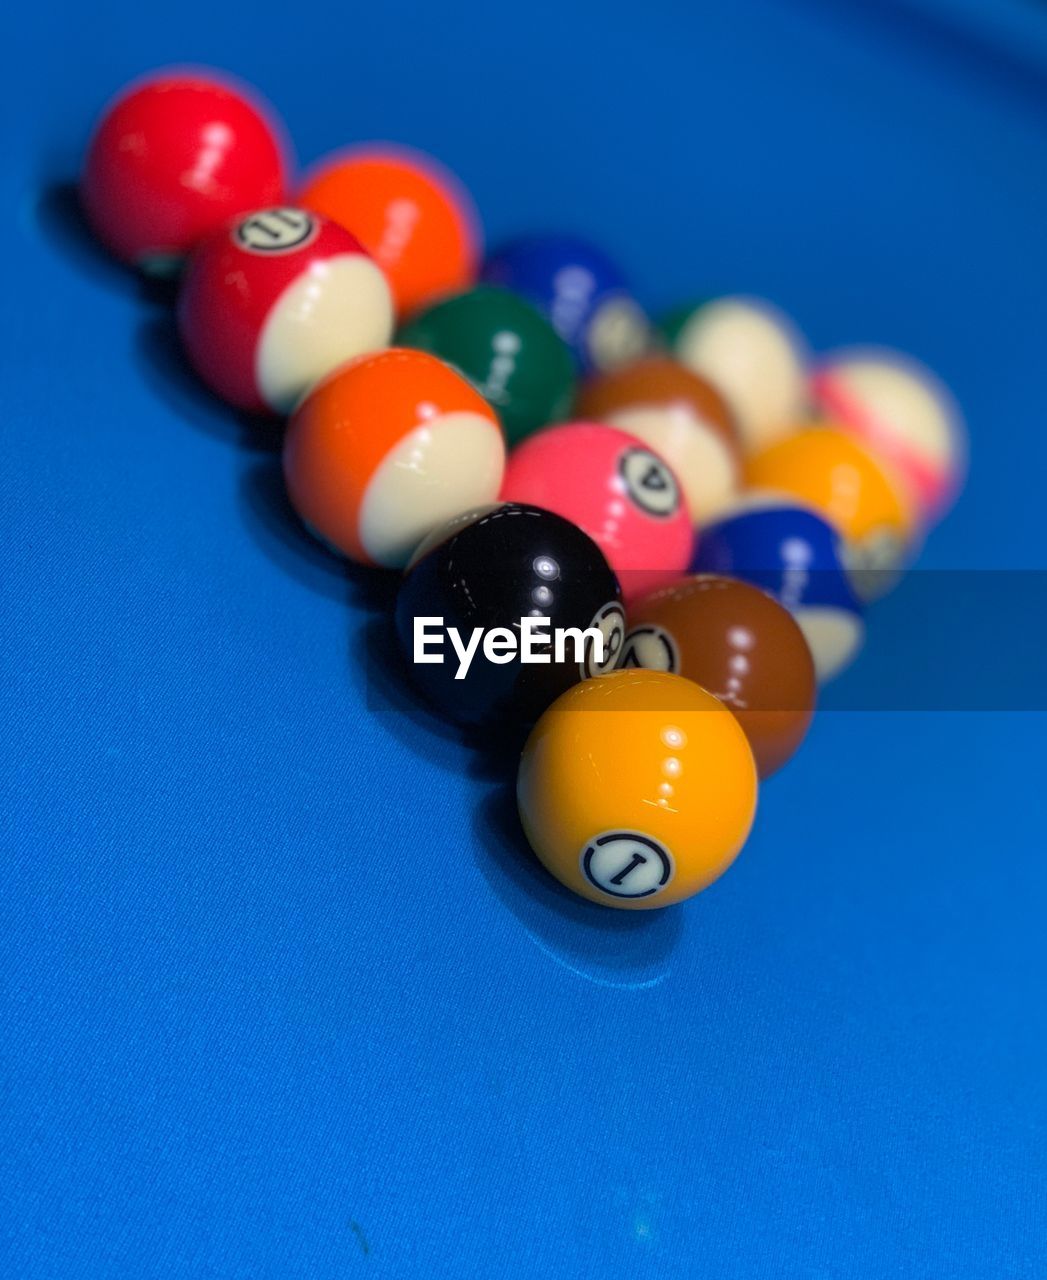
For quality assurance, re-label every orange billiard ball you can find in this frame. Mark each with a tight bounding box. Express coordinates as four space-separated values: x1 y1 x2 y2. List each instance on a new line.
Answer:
283 348 505 568
298 145 480 318
517 669 758 909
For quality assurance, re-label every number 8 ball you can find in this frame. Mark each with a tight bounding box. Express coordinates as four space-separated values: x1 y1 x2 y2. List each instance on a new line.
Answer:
395 503 625 730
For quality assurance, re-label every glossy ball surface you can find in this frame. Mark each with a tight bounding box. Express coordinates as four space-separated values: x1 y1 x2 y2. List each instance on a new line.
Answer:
624 575 816 778
178 206 393 414
398 286 575 444
483 234 649 372
810 347 965 525
81 70 288 275
575 356 741 522
395 503 624 729
517 669 758 909
691 497 864 682
299 146 480 318
500 422 692 603
744 426 917 595
284 349 504 568
660 296 808 453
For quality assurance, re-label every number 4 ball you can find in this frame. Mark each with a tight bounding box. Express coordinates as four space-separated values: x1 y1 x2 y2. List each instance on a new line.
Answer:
178 206 394 414
518 670 758 909
500 421 693 603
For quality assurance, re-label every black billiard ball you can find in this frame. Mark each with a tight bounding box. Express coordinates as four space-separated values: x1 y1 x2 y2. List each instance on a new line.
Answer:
395 503 625 729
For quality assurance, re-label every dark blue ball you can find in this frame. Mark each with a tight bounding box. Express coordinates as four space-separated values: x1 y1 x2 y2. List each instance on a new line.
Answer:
692 501 865 681
482 234 649 372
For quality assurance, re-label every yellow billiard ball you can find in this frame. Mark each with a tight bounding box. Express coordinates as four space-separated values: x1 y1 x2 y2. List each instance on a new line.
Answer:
743 424 918 597
517 670 758 909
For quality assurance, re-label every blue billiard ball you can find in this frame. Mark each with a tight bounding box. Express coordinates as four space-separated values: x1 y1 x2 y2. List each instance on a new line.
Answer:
482 234 649 372
691 498 865 682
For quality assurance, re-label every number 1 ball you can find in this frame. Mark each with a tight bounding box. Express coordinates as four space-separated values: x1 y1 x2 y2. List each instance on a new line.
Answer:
177 206 394 414
284 349 505 568
518 669 758 909
623 575 816 778
500 421 693 603
81 69 289 276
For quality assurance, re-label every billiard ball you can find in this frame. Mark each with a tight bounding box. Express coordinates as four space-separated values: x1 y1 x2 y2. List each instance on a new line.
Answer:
397 286 575 444
500 422 692 603
395 503 624 729
482 234 650 372
517 669 758 909
81 69 289 276
810 346 965 525
177 206 394 414
659 296 808 453
622 575 816 778
691 496 865 682
299 145 480 318
284 349 505 567
574 356 741 521
743 426 918 597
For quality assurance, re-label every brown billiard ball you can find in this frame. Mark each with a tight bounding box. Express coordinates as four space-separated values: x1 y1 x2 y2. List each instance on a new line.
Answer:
623 574 816 778
575 356 741 522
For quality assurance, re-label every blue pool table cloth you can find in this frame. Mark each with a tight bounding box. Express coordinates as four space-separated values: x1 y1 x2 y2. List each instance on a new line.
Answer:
3 0 1046 1275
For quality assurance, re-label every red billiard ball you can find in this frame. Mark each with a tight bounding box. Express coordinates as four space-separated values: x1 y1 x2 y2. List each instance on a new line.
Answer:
177 206 394 414
500 421 693 603
81 68 290 276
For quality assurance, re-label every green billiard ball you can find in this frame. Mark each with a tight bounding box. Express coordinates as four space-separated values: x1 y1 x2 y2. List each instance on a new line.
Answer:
397 285 576 445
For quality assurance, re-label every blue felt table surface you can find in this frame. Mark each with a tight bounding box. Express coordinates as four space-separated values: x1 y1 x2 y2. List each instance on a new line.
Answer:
3 1 1046 1276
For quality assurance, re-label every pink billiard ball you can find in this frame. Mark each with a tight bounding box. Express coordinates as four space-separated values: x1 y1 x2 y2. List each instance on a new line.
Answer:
81 69 290 276
500 421 693 602
177 206 394 414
